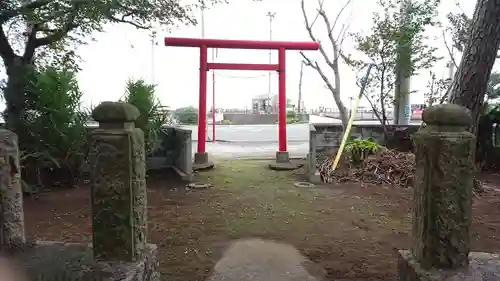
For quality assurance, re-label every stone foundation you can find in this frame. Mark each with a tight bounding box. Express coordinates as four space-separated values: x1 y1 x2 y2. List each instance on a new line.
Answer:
398 250 500 281
90 244 159 281
275 151 290 163
10 241 159 281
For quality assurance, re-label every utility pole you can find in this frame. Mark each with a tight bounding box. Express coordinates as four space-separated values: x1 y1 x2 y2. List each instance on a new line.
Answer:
446 51 455 103
150 30 157 85
200 4 217 142
201 5 206 38
266 12 276 104
211 42 218 142
298 61 304 113
393 0 412 125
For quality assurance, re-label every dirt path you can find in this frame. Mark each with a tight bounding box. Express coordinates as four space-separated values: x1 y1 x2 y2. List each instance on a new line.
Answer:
23 160 500 281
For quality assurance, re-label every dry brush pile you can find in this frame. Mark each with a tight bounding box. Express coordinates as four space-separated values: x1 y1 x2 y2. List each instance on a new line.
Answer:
318 138 485 195
318 145 416 188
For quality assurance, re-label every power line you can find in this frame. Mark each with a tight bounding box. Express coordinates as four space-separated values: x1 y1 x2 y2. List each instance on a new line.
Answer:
150 30 157 85
266 11 276 98
214 73 268 79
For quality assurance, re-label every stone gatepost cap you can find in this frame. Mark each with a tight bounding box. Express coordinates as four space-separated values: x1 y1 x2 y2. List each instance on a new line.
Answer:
422 104 472 126
92 102 140 123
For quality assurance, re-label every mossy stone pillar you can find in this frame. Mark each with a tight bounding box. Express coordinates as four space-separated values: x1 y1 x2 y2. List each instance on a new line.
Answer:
89 102 147 262
0 129 26 250
411 104 475 269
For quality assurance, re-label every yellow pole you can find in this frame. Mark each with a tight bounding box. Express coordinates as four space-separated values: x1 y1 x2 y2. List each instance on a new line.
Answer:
332 64 374 170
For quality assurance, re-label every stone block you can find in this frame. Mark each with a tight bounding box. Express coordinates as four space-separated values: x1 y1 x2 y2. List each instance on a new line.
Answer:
411 104 475 269
194 151 209 164
89 244 160 281
193 152 215 171
398 250 500 281
11 241 159 281
89 102 147 262
92 102 140 124
0 129 25 250
276 151 290 163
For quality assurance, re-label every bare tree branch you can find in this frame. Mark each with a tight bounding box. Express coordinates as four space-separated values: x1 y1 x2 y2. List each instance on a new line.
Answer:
318 9 340 66
310 0 325 28
336 22 349 46
300 0 353 126
442 30 458 69
301 0 334 69
300 51 336 94
362 91 387 126
326 0 353 36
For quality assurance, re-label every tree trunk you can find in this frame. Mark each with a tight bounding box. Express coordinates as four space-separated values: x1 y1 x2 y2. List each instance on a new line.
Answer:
298 62 304 113
3 57 32 134
476 114 494 168
448 0 500 135
333 69 349 127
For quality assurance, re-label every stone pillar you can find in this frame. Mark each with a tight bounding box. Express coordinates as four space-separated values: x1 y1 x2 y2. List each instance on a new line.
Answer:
398 104 500 280
412 104 475 269
89 102 147 261
0 129 26 250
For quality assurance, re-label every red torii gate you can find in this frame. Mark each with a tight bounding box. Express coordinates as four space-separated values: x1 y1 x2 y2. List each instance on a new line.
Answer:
164 37 319 168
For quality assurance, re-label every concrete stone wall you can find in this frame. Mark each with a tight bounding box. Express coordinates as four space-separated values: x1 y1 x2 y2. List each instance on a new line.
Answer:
222 113 309 125
148 126 192 181
311 123 420 155
223 113 279 125
60 125 194 182
307 123 420 181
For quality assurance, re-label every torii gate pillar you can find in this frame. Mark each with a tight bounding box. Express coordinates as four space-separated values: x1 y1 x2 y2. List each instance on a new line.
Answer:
164 37 320 170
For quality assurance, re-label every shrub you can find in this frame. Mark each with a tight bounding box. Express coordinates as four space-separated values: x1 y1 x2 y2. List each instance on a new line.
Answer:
344 137 381 166
286 110 297 119
122 78 167 154
174 106 198 124
21 67 89 190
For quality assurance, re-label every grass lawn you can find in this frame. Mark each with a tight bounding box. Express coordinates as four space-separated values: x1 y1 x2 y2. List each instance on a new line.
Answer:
24 160 500 281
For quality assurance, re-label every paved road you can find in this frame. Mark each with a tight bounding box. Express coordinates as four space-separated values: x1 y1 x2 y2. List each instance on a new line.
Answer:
179 115 421 143
199 141 309 159
181 123 311 143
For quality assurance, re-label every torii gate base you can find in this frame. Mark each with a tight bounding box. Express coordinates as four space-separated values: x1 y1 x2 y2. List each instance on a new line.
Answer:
193 151 213 171
164 37 319 170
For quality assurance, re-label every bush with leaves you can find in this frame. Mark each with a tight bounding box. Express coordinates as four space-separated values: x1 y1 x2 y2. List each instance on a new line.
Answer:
174 106 198 124
345 0 440 128
122 79 168 154
20 67 89 190
345 137 381 166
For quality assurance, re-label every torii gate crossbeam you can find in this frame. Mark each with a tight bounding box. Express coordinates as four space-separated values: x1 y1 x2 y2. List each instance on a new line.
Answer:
164 37 320 168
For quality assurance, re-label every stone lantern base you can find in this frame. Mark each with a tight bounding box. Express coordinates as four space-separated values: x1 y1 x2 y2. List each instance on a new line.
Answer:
398 250 500 281
10 241 160 281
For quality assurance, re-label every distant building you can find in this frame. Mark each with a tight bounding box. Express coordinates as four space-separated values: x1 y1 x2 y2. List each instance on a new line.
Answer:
251 94 271 113
250 94 298 114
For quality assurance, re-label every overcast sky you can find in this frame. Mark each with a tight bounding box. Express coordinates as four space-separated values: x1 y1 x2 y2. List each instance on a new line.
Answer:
73 0 478 110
